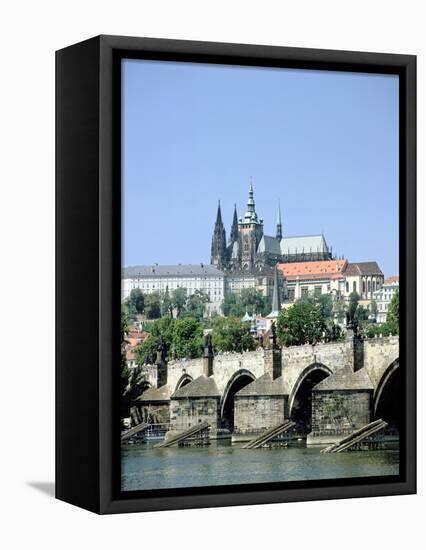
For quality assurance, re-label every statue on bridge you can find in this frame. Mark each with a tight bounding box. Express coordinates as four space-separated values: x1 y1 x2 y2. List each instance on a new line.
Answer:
156 335 167 364
345 310 359 337
204 332 214 357
270 321 278 349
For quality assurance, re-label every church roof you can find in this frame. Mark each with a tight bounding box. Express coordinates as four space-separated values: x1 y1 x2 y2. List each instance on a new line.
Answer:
343 262 383 277
171 375 221 398
313 365 374 391
235 373 287 397
122 264 224 279
257 235 282 255
280 235 329 256
241 311 254 322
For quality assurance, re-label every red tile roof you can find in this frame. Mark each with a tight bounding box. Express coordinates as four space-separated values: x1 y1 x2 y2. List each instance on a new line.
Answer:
277 259 347 281
384 275 399 284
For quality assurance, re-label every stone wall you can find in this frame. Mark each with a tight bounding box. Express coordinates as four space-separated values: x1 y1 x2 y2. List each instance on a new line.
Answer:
234 395 286 434
169 397 220 431
310 390 372 438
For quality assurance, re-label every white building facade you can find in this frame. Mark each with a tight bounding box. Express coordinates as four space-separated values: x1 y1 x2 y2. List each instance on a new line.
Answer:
373 276 399 323
122 264 226 315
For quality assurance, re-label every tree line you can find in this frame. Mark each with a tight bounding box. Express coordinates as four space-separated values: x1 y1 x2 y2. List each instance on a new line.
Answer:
124 285 273 322
123 286 210 321
122 288 399 367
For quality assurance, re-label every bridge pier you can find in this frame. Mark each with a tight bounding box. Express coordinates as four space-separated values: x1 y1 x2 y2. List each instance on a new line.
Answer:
233 373 288 441
168 375 231 440
307 365 374 445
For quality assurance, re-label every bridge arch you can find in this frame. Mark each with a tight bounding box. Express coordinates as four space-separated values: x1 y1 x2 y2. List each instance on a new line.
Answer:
288 363 333 434
175 373 193 392
220 369 256 432
374 358 401 430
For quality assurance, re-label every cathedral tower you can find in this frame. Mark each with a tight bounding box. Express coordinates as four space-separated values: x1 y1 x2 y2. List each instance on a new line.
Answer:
238 181 264 271
210 201 227 268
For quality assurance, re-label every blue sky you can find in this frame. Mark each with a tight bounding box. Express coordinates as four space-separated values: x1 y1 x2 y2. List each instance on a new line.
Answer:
122 59 399 277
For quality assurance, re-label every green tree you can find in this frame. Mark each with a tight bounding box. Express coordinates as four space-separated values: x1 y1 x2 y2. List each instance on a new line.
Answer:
144 292 161 319
368 291 400 338
211 316 255 353
122 297 137 321
172 287 187 317
240 288 265 316
332 297 347 323
161 285 173 318
348 291 360 322
172 317 204 358
128 288 145 315
134 335 157 365
222 290 271 318
315 293 333 321
222 293 245 317
387 291 399 330
276 302 337 347
184 290 210 321
134 316 175 365
354 305 369 322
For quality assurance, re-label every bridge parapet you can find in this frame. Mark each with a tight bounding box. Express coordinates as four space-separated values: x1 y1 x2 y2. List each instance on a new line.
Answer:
138 335 399 403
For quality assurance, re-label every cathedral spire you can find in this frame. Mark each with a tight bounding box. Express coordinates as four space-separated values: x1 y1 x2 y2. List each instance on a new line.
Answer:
244 178 258 223
211 199 227 268
215 200 223 224
276 202 282 240
230 203 238 244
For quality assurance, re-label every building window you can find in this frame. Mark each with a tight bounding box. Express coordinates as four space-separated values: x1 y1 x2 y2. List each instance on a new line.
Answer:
362 280 366 294
288 288 295 301
346 282 349 293
353 281 356 293
314 286 322 296
301 287 308 298
367 280 371 293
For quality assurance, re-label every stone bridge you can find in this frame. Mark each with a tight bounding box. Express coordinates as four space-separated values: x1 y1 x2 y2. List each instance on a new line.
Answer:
138 335 400 443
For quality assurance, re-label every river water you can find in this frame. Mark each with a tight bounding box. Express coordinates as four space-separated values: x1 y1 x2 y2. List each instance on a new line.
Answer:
121 440 399 491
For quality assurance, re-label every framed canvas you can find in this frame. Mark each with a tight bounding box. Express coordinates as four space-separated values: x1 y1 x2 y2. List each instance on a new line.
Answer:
56 35 416 514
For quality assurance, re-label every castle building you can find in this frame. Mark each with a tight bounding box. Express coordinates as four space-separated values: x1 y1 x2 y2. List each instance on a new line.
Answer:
211 183 333 273
210 182 333 299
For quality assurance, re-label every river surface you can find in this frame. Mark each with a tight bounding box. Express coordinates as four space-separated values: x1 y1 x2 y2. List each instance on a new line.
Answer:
121 440 399 491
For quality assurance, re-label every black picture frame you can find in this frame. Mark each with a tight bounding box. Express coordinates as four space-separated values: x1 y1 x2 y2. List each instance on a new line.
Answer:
56 35 416 514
